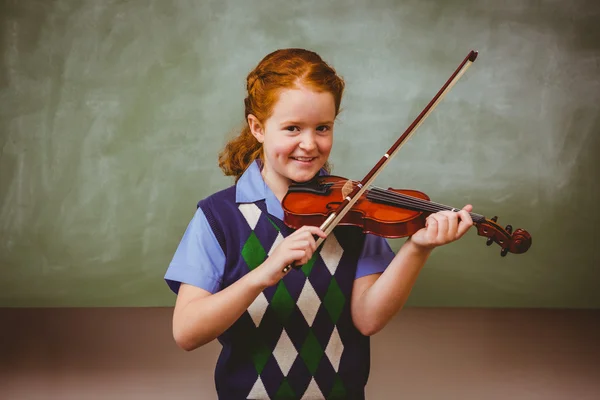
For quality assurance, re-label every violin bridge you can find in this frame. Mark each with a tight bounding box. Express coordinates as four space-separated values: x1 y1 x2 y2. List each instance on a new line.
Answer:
341 179 353 200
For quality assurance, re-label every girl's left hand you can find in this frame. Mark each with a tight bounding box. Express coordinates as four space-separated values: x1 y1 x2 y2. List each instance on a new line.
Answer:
409 204 474 251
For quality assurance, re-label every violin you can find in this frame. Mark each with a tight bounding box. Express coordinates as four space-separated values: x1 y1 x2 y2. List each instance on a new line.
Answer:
282 176 532 257
280 50 531 272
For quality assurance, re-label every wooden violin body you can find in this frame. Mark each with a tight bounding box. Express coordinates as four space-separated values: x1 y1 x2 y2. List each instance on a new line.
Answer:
282 176 532 257
283 176 429 238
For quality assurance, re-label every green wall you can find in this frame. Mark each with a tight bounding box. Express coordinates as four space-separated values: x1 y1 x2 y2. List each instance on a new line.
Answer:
1 0 599 307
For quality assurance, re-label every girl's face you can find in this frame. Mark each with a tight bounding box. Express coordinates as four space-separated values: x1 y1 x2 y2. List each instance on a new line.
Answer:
249 86 336 199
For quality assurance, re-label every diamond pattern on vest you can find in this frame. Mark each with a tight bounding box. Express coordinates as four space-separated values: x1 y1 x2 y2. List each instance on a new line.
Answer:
242 232 266 270
325 327 344 372
323 278 345 324
329 375 348 399
247 376 268 399
297 280 320 326
275 378 295 398
320 233 344 275
248 292 269 327
272 330 296 376
271 281 296 324
239 203 262 229
268 232 284 256
237 204 349 400
300 378 323 399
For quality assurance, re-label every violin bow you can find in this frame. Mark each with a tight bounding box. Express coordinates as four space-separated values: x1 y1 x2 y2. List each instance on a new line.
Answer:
282 51 478 273
318 51 477 241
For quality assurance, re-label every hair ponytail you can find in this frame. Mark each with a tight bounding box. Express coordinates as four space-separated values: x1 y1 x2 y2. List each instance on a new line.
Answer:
218 126 262 182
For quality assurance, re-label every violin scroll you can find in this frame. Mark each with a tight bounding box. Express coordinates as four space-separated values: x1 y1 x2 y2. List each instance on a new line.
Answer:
476 216 532 256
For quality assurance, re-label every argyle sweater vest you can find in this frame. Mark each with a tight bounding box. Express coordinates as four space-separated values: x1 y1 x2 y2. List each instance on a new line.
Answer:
198 186 371 400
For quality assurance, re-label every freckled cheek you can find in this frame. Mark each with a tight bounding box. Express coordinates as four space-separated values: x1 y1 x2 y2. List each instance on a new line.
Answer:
272 141 300 159
317 137 333 155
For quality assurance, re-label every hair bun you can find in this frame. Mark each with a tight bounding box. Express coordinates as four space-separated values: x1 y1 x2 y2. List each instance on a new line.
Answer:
247 74 260 91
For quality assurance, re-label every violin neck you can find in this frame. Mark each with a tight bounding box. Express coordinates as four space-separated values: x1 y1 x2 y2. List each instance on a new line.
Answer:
367 187 485 223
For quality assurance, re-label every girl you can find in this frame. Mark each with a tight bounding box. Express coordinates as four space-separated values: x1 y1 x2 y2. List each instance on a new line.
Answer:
165 48 473 399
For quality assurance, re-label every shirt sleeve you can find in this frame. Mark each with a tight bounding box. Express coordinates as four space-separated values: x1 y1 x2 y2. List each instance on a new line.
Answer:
355 234 396 279
164 207 225 294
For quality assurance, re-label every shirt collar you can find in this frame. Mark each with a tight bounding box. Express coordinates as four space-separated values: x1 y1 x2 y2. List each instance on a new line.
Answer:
235 159 328 220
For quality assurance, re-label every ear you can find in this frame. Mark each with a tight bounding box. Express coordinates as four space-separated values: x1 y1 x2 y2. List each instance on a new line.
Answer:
247 114 265 143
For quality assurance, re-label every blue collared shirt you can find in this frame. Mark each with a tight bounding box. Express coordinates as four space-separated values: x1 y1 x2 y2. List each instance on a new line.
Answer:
165 160 395 294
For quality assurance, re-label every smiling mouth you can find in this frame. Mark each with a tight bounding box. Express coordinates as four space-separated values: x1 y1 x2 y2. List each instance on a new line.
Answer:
291 157 316 162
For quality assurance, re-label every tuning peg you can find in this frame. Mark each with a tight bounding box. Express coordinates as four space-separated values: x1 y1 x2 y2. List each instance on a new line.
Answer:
505 224 513 234
491 216 498 223
501 247 509 257
486 237 494 246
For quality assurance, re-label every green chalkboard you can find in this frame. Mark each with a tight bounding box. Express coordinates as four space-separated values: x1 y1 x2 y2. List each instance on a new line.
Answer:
1 0 599 307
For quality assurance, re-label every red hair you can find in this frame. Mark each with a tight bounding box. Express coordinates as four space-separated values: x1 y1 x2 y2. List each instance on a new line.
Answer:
218 48 345 181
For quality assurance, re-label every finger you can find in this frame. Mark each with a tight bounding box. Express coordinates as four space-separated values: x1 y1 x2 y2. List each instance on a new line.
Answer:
459 208 473 226
300 253 309 266
308 235 317 253
462 204 473 213
290 240 311 251
301 225 327 239
290 227 326 246
301 230 317 240
299 232 317 253
283 249 306 272
292 239 317 262
425 215 438 239
301 246 315 265
291 249 308 265
301 252 312 265
446 211 458 238
456 210 474 238
430 213 448 241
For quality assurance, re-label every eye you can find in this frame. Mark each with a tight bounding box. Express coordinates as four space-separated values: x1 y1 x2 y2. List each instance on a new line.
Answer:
285 126 300 132
317 125 331 133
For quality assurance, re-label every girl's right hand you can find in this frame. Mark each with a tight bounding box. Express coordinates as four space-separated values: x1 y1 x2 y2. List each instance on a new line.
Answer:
255 225 327 288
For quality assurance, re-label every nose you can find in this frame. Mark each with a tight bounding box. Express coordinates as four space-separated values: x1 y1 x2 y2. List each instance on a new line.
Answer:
299 131 317 151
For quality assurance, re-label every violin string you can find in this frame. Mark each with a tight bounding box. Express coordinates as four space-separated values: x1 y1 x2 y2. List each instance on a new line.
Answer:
368 187 483 219
367 189 449 213
313 181 449 212
367 188 485 222
310 180 484 221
